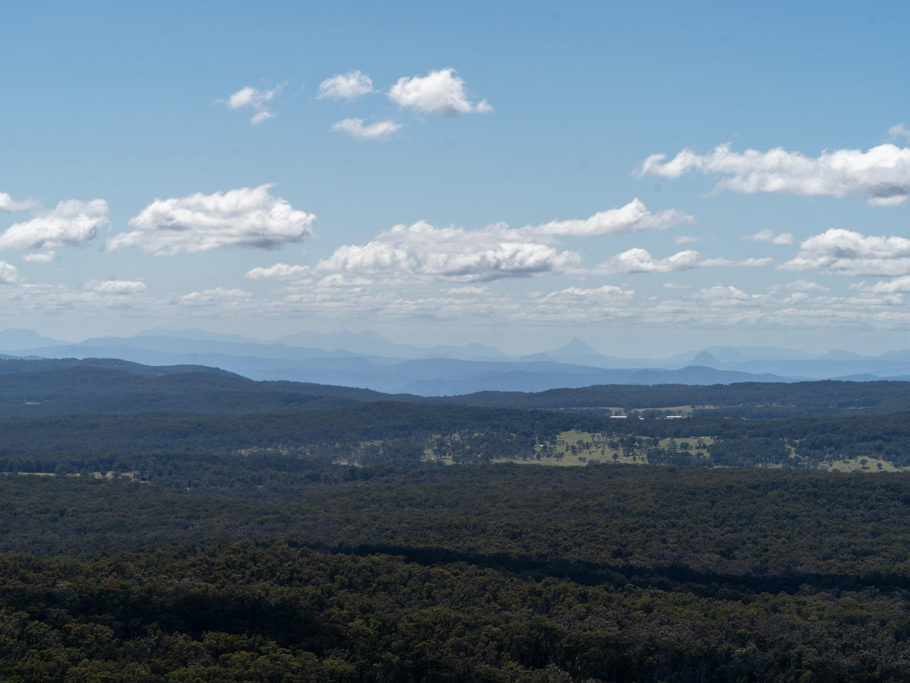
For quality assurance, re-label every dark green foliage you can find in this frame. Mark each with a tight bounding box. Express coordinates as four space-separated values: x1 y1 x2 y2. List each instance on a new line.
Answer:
444 380 910 417
1 466 910 679
1 362 910 678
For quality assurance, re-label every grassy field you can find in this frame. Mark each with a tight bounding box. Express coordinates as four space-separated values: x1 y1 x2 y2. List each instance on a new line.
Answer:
820 456 910 473
491 430 714 467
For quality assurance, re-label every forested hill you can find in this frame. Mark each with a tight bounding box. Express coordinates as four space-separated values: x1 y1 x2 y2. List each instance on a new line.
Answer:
4 357 910 418
0 362 404 417
0 357 239 377
441 380 910 417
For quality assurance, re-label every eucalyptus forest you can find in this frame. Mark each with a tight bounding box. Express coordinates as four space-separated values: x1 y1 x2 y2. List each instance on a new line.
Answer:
1 360 910 680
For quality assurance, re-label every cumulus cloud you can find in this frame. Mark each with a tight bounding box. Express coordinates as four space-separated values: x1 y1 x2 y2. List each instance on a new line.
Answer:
598 248 726 274
889 123 910 141
740 257 774 267
744 229 795 245
245 262 310 281
640 142 910 206
539 284 634 301
860 276 910 294
388 68 491 115
250 111 274 125
108 185 315 255
0 199 108 250
86 279 147 295
317 70 374 100
220 85 280 124
331 118 401 141
448 285 489 295
780 279 830 292
0 261 19 284
316 220 579 282
691 285 753 304
307 200 691 283
22 251 56 264
674 235 700 245
180 287 252 306
526 199 691 237
783 228 910 276
0 192 35 212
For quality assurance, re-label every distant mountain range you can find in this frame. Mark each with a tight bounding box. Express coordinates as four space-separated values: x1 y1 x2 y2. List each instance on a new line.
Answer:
1 327 910 394
1 357 910 421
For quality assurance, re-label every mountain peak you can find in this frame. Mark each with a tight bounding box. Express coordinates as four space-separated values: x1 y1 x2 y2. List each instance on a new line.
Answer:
692 350 721 367
558 337 601 353
0 328 64 350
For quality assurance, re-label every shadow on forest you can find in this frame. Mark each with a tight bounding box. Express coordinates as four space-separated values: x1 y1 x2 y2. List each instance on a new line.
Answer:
316 542 910 597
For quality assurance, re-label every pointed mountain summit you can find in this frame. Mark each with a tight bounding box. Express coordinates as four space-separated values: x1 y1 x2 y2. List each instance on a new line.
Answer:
692 350 721 367
0 328 65 350
546 338 611 366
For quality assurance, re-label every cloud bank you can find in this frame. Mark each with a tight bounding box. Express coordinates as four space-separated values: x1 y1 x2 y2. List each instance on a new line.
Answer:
315 221 579 282
640 143 910 206
108 185 315 255
784 228 910 276
249 199 689 283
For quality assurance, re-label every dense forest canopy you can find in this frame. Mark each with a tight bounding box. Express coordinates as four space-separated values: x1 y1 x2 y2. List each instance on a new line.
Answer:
1 359 910 679
2 466 910 680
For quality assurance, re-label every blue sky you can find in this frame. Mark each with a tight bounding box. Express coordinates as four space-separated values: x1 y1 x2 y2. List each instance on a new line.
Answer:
2 1 910 355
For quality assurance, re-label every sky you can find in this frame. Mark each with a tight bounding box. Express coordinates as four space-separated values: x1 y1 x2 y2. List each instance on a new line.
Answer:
2 1 910 356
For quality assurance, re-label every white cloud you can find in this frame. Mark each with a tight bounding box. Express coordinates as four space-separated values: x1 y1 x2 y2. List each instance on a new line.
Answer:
317 70 374 100
860 276 910 294
0 199 108 250
780 279 830 292
180 287 252 307
783 228 910 276
245 262 310 281
308 201 692 283
640 142 910 206
314 273 371 289
539 284 634 301
86 280 147 295
850 275 910 294
598 248 725 274
108 185 315 255
740 257 774 267
691 285 753 305
448 285 489 295
0 262 18 284
674 235 700 245
526 198 691 237
331 118 401 141
889 123 910 140
250 111 274 125
0 192 35 212
22 251 56 263
221 85 280 124
316 220 579 282
744 229 794 245
388 68 491 115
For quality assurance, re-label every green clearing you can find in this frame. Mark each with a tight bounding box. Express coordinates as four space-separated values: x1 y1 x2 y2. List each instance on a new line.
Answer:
629 404 694 417
417 429 721 467
821 456 910 473
492 430 715 467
